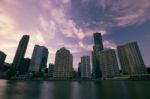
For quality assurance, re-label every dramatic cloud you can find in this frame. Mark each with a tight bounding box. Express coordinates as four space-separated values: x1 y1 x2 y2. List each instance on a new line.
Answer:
68 0 150 29
0 0 150 69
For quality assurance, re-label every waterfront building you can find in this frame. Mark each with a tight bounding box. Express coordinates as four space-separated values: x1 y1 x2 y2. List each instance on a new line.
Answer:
99 49 120 79
20 58 30 74
12 35 29 74
117 42 147 75
48 64 54 77
29 45 48 73
77 62 81 78
92 32 104 78
53 47 73 78
80 56 91 78
1 62 11 72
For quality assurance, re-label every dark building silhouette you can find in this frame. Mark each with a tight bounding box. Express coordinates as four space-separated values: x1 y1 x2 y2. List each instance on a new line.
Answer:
0 51 6 71
1 62 11 72
147 67 150 74
117 42 147 75
48 63 54 77
12 35 29 74
20 58 30 74
92 32 104 78
45 68 48 73
78 62 81 78
72 70 78 78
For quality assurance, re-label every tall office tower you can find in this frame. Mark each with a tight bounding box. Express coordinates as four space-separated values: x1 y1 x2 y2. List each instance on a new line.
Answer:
48 63 54 77
93 33 104 50
0 51 6 70
12 35 29 73
99 49 120 79
92 32 104 78
80 56 91 78
29 45 48 73
117 42 147 75
53 47 73 78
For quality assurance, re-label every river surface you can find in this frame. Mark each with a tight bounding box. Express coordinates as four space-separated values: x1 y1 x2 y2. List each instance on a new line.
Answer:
0 80 150 99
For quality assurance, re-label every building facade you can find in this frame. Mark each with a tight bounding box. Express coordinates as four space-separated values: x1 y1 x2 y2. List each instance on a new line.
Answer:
117 42 147 75
92 32 104 78
20 58 30 74
48 63 54 77
12 35 29 73
53 47 73 78
99 49 120 79
80 56 91 78
29 45 48 73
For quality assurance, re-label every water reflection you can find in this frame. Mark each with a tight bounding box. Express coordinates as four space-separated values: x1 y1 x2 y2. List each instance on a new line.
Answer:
4 80 43 99
0 80 7 98
0 80 150 99
70 82 95 99
52 81 72 99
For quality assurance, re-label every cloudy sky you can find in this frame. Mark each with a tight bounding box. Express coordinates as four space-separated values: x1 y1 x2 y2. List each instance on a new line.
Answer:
0 0 150 70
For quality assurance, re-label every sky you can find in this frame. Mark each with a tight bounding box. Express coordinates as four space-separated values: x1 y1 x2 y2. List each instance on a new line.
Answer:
0 0 150 70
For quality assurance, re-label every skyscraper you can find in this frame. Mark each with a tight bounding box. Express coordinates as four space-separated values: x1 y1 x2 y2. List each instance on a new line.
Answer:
0 51 6 70
80 56 91 78
53 47 73 78
20 58 30 74
93 33 104 50
12 35 29 73
29 45 48 73
99 49 120 79
92 32 104 78
117 42 147 75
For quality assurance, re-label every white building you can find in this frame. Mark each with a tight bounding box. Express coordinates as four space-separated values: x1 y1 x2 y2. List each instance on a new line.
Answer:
53 47 73 78
80 56 91 78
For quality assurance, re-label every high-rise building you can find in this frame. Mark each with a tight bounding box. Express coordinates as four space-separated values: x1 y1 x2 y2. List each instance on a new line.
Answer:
53 47 73 78
99 49 120 79
80 56 91 78
29 45 48 73
12 35 29 73
92 32 104 78
48 63 54 77
19 58 30 74
93 33 104 50
117 42 147 75
0 51 6 70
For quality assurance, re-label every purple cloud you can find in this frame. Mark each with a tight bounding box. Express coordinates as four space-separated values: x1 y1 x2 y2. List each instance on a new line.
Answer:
0 0 150 70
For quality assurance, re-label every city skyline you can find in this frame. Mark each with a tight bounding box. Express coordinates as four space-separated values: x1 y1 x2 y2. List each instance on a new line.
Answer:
0 32 148 80
0 0 150 70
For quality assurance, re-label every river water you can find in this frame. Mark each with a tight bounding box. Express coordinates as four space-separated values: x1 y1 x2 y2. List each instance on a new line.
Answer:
0 80 149 99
